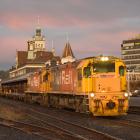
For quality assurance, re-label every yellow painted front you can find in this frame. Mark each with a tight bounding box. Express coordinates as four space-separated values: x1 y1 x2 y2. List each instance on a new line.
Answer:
89 93 129 116
76 57 128 116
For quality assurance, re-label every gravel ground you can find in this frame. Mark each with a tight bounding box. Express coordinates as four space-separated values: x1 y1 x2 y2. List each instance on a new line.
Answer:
0 98 49 140
0 97 140 140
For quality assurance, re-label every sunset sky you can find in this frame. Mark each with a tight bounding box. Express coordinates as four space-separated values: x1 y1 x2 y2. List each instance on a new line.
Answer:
1 0 140 70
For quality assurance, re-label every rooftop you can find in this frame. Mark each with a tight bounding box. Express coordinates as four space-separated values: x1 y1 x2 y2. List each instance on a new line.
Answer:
62 42 75 58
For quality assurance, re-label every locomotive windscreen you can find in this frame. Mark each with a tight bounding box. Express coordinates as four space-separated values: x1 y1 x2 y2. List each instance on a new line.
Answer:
93 62 115 73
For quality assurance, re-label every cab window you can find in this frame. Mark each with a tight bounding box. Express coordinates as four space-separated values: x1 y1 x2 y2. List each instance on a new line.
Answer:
93 62 115 73
119 66 125 76
83 67 91 78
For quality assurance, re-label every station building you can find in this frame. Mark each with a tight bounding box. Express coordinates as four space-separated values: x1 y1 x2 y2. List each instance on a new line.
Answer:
1 27 75 94
1 27 60 93
9 27 60 79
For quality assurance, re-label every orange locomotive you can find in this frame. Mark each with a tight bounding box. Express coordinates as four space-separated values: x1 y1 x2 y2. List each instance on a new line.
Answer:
26 56 129 116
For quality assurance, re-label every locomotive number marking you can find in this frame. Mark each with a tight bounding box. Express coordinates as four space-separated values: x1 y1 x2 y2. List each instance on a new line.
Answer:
62 71 72 85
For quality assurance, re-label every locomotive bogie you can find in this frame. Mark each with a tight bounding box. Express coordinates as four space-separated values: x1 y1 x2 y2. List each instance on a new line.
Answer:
47 93 89 113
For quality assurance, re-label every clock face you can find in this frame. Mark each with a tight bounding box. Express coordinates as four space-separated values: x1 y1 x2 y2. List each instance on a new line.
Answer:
35 43 41 48
38 44 40 47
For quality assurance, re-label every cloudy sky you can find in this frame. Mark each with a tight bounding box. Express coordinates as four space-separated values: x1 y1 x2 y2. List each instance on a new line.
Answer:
0 0 140 70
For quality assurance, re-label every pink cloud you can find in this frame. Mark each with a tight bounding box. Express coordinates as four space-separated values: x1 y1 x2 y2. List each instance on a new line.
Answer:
0 36 27 62
71 30 140 58
1 12 92 31
1 14 35 30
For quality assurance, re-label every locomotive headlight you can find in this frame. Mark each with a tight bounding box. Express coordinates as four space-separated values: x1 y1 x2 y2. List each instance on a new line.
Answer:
124 92 129 97
101 57 105 61
101 57 109 61
90 93 95 98
104 57 109 61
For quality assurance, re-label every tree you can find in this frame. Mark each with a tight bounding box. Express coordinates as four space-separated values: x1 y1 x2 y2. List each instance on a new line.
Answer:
0 70 9 80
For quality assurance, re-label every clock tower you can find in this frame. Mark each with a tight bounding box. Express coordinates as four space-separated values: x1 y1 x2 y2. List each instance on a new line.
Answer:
27 27 46 59
33 28 46 52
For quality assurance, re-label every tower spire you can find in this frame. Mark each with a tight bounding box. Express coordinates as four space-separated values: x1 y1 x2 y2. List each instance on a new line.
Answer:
61 37 75 64
66 32 69 42
37 16 40 27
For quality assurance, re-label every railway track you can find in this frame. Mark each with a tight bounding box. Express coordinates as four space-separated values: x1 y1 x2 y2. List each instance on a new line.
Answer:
100 117 140 130
114 119 140 129
124 119 140 128
128 106 140 115
3 97 140 139
25 108 118 140
26 105 140 132
0 98 118 140
0 117 85 140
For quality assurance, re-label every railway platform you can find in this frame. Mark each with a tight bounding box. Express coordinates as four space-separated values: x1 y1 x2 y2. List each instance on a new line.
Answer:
129 96 140 107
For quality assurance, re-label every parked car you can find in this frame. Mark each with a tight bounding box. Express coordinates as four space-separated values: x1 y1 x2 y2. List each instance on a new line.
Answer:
131 90 140 97
129 92 132 97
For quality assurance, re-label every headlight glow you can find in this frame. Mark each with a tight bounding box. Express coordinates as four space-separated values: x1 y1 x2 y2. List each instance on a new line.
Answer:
124 92 128 97
104 57 109 61
90 93 95 98
101 57 109 61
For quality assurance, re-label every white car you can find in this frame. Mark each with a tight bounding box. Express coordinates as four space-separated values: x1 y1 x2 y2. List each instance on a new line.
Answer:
132 90 140 97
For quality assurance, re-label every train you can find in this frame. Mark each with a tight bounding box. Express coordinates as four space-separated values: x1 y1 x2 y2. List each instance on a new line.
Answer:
1 56 129 116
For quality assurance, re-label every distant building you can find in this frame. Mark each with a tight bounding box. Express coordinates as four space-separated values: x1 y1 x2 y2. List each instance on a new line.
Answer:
127 71 140 81
10 27 60 78
121 35 140 72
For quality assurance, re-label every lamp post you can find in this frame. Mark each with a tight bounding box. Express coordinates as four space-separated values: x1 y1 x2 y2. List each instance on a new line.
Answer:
127 70 130 93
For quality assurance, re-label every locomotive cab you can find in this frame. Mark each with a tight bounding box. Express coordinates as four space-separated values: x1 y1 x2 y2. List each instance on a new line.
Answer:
80 56 129 116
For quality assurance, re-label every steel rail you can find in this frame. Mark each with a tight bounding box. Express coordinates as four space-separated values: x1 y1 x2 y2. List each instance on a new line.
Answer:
27 108 119 140
99 118 140 129
128 106 140 115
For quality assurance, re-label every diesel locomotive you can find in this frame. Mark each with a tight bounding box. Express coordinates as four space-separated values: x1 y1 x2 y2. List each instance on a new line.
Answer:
25 56 129 116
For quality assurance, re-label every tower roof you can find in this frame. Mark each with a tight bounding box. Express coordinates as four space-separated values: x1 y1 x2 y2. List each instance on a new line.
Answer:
35 28 41 36
62 42 75 58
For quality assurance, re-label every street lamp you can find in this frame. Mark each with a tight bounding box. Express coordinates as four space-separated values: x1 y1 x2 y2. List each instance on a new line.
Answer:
127 69 130 93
